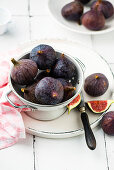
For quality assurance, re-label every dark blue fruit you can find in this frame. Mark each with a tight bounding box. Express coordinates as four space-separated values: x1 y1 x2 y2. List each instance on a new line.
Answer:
57 78 76 101
82 9 105 31
35 69 51 82
84 73 109 97
91 0 114 19
11 58 38 85
35 77 64 105
75 0 91 5
101 111 114 135
30 44 56 70
52 54 77 79
21 82 38 103
61 1 83 21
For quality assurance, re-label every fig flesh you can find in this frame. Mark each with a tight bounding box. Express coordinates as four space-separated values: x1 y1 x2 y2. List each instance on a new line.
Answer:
11 58 38 85
30 44 56 70
67 94 81 113
91 0 114 19
87 100 114 113
82 10 105 31
35 77 64 105
57 78 76 101
61 1 84 21
84 73 109 97
101 111 114 135
52 54 77 79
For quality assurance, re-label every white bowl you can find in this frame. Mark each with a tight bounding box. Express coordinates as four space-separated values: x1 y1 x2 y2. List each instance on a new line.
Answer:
48 0 114 35
6 50 84 120
0 8 11 35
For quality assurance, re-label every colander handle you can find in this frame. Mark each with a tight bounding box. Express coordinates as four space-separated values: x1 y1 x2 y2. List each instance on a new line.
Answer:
6 90 36 110
75 58 86 73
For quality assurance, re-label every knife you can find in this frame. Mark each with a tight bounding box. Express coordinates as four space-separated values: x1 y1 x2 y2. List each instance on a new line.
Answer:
78 92 96 150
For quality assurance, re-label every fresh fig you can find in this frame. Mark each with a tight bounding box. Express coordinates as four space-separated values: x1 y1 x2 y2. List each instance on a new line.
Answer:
35 69 51 82
87 100 114 113
57 78 76 101
84 73 109 97
67 94 81 113
21 82 38 103
52 54 77 79
35 77 64 105
11 58 38 85
82 9 105 31
75 0 91 5
91 0 114 19
101 111 114 135
61 1 84 22
30 44 56 70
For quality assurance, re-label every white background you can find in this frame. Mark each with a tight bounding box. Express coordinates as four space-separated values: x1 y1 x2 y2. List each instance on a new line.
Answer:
0 0 114 170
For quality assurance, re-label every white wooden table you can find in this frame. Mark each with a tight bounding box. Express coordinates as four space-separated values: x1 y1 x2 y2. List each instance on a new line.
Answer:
0 0 114 170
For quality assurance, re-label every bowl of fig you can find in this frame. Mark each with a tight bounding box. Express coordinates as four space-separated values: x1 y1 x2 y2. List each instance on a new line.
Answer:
7 44 84 120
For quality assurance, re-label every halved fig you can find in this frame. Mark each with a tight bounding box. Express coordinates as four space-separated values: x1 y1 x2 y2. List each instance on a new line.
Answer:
87 100 114 113
67 94 81 113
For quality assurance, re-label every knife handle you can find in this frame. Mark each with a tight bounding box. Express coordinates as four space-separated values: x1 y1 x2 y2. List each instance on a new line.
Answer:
81 112 96 150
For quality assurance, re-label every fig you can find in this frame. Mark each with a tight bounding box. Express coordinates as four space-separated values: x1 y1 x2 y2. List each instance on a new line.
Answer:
11 58 38 85
82 9 105 31
75 0 91 5
35 69 51 82
101 111 114 135
21 82 38 103
67 94 81 113
61 1 84 22
52 54 77 79
84 73 109 97
57 78 76 101
87 100 114 113
30 44 56 70
35 77 64 105
91 0 114 19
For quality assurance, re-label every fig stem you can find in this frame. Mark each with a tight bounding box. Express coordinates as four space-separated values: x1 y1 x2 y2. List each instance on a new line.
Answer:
37 50 43 54
11 58 19 65
46 69 50 73
21 88 29 93
64 86 76 91
52 92 58 98
61 53 65 58
95 75 99 79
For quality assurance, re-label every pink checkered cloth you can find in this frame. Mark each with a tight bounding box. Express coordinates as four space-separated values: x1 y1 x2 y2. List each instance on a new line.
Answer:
0 60 28 149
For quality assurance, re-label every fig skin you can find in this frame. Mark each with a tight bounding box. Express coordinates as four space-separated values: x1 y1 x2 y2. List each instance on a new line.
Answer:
75 0 91 5
57 78 76 101
30 44 56 70
101 111 114 135
61 1 84 21
35 77 64 105
21 82 38 103
52 54 77 79
11 58 38 85
84 73 109 97
82 10 105 31
35 69 51 82
91 0 114 19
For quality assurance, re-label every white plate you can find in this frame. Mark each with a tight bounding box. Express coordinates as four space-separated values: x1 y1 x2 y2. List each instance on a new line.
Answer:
48 0 114 35
18 39 114 138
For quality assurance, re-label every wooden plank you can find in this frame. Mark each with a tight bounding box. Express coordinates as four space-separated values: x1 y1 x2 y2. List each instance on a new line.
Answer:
0 134 34 170
34 127 107 170
0 0 28 15
91 32 114 63
30 16 92 47
0 16 30 59
30 0 49 16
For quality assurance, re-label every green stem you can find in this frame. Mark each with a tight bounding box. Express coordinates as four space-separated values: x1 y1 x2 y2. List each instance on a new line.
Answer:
11 58 19 65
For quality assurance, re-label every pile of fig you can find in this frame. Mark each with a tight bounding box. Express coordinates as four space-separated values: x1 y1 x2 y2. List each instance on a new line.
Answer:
11 44 78 105
61 0 114 31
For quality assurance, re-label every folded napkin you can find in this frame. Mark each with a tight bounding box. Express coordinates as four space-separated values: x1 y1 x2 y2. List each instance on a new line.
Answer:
0 60 27 149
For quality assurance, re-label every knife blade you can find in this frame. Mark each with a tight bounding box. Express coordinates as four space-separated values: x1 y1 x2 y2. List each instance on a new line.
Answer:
78 92 96 150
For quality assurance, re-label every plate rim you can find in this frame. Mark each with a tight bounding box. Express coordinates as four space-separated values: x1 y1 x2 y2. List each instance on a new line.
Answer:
47 0 114 35
19 38 114 138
